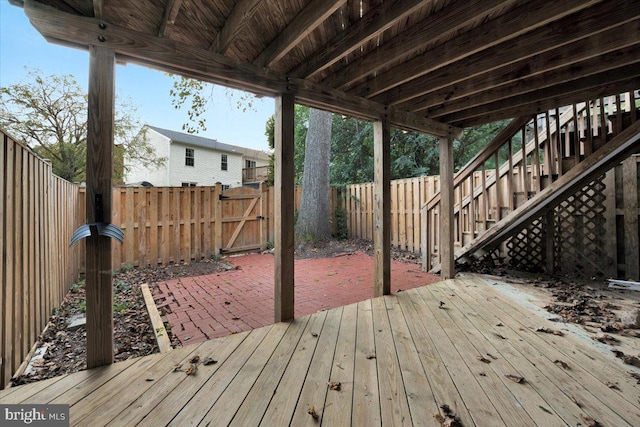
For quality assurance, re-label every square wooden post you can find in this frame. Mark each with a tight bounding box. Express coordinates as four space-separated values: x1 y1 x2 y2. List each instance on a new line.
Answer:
440 133 455 279
86 45 115 368
274 93 295 322
374 119 391 296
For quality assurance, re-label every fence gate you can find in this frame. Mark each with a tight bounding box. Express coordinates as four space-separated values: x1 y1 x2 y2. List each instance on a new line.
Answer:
220 186 266 253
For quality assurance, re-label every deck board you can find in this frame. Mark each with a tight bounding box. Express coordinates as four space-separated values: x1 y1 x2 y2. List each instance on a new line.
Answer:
1 276 638 426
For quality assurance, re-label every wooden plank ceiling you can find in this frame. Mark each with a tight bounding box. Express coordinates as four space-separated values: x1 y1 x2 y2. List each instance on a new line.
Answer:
12 0 640 133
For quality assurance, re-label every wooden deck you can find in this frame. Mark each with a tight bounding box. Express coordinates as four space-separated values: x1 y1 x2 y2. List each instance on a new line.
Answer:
2 275 639 426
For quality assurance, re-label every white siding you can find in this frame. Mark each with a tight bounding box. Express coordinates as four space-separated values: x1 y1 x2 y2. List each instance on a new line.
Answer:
124 129 170 186
169 142 244 187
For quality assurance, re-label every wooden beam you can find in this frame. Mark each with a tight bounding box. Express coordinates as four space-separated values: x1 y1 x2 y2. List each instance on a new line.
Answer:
86 45 115 369
274 93 295 322
351 0 605 99
157 0 183 37
373 119 391 297
623 157 639 280
428 46 640 119
439 133 455 279
253 0 346 68
92 0 102 19
441 64 640 125
322 0 507 90
404 20 640 113
210 0 262 54
22 0 455 138
290 0 429 79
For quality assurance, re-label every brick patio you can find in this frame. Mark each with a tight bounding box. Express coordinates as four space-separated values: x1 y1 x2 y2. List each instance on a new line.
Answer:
153 251 440 345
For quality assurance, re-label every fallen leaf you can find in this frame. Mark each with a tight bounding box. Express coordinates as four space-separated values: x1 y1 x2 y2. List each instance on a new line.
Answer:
535 327 564 336
594 334 620 345
505 374 525 383
311 332 318 337
580 415 601 427
612 349 625 358
476 356 491 364
202 357 217 366
189 355 200 364
308 406 319 420
173 364 183 372
185 364 198 376
145 378 154 382
366 353 376 359
494 333 507 340
605 381 620 390
554 359 570 370
629 371 640 384
538 406 552 414
439 301 446 309
622 355 640 368
495 323 503 327
479 372 486 377
327 381 341 391
486 353 497 360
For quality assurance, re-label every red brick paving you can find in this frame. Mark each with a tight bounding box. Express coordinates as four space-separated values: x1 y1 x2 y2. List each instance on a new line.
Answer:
153 251 440 345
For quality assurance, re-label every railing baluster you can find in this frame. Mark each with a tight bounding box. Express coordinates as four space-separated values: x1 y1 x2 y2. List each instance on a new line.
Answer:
468 174 475 239
572 103 580 166
544 111 554 178
521 127 529 199
585 100 593 156
481 163 488 229
533 118 542 193
556 108 563 177
599 97 606 141
508 137 514 212
494 151 502 220
616 94 623 135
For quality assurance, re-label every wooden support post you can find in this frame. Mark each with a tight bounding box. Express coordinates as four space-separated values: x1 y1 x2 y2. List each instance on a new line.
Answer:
274 93 295 322
214 183 222 255
259 182 268 251
85 45 115 369
374 119 391 296
440 133 455 279
623 157 639 280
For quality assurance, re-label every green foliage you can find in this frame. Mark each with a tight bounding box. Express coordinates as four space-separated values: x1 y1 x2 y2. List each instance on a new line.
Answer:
169 75 256 134
0 68 165 183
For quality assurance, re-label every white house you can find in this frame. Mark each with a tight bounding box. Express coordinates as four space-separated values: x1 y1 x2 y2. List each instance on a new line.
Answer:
125 125 270 188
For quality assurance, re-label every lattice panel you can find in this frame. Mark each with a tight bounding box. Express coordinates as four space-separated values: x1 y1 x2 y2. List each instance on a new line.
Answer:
506 219 544 271
554 175 613 279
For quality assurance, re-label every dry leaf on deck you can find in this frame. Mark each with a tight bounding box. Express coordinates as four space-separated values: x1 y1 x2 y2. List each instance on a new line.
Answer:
189 355 200 364
629 371 640 384
622 355 640 368
535 327 564 336
505 374 525 383
486 353 497 360
580 415 601 427
605 381 620 390
327 381 341 391
308 406 319 420
439 301 446 309
594 334 620 345
476 356 491 364
172 364 183 372
553 360 570 370
202 357 217 366
185 364 198 376
311 332 318 337
366 353 376 359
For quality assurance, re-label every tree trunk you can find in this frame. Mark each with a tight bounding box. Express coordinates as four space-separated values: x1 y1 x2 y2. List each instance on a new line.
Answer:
296 108 332 240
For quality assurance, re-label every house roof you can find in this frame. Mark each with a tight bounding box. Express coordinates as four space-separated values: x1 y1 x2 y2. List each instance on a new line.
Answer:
147 125 270 161
16 0 640 135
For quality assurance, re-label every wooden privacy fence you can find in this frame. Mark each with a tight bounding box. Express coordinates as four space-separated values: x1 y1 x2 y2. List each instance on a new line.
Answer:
1 129 83 389
77 185 340 270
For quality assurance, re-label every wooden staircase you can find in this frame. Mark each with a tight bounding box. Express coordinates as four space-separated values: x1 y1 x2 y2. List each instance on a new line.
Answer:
422 90 640 273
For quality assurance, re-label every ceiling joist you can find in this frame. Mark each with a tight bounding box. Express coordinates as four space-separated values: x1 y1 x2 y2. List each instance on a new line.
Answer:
23 0 456 138
209 0 262 54
253 0 347 68
290 0 429 79
157 0 183 38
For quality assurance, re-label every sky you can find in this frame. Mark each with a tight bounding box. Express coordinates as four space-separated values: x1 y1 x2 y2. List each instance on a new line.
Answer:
0 0 275 152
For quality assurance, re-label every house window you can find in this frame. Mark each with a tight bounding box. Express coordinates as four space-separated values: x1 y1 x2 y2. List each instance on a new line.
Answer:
245 160 256 168
221 154 228 171
222 184 230 190
185 148 194 166
181 182 197 187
